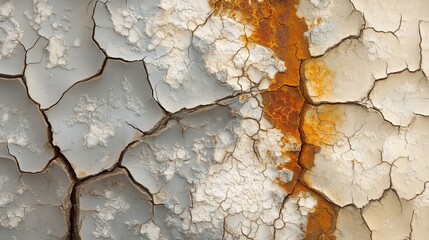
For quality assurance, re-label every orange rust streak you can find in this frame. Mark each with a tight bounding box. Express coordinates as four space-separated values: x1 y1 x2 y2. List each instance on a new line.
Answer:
210 0 310 87
210 0 338 238
262 87 304 194
261 87 304 136
301 104 342 146
304 60 335 99
276 151 301 194
299 144 320 170
293 184 339 240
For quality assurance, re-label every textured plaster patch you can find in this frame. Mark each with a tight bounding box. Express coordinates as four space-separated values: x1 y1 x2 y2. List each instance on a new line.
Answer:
47 60 165 178
362 190 414 240
0 78 54 172
139 220 161 240
274 189 318 239
122 95 304 238
409 184 429 239
421 21 429 76
334 206 371 240
0 1 25 75
297 0 364 56
304 28 417 103
302 104 393 207
0 1 23 59
351 0 429 32
3 0 429 238
303 101 429 205
24 0 105 109
45 34 73 70
390 116 429 200
77 169 155 240
370 70 429 126
0 157 73 239
30 0 54 29
94 0 285 112
358 184 429 239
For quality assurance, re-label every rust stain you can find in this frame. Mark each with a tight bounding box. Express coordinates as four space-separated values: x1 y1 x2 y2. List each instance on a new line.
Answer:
261 87 304 137
276 151 301 194
299 144 321 170
292 184 339 240
261 86 304 194
210 0 339 238
301 104 342 147
304 60 335 100
210 0 310 88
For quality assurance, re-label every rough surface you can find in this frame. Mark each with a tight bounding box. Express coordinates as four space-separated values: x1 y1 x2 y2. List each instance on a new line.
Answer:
122 98 300 238
0 77 54 172
297 0 364 56
304 28 416 103
421 21 429 76
23 0 105 109
334 206 371 240
47 59 165 178
1 0 429 239
362 190 414 240
0 157 73 239
93 0 285 112
302 104 393 207
76 169 156 239
369 70 429 126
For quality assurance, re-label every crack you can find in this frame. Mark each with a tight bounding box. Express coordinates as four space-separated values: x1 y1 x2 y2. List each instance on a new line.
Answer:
40 58 107 111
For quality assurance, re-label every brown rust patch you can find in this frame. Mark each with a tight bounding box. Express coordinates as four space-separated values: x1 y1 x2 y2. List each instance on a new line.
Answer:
292 184 339 240
276 151 301 194
299 144 321 170
261 86 304 139
298 105 342 239
261 86 304 194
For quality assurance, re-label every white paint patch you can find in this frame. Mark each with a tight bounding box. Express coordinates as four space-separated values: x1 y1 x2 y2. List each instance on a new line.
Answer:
45 35 73 70
0 1 23 59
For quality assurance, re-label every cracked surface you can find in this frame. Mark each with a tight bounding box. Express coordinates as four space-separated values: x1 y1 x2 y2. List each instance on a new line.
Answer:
122 98 293 238
46 59 165 178
369 70 429 126
1 0 429 239
302 104 393 207
0 77 54 172
23 0 105 109
297 0 364 56
76 169 155 239
0 157 73 239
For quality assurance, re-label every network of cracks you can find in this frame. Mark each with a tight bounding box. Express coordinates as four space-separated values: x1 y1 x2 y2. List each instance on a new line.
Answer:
1 0 429 239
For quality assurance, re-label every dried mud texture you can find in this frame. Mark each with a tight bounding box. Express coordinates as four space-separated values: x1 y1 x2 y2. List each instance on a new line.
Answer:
0 77 54 172
76 169 156 239
0 157 73 239
46 59 165 178
1 0 429 239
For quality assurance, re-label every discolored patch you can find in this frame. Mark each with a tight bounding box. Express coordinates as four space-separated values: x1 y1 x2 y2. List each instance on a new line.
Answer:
301 104 342 147
210 0 310 88
292 184 338 240
210 1 339 238
303 60 335 100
